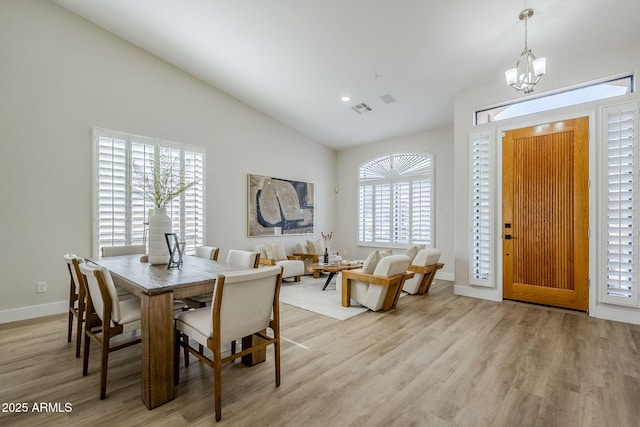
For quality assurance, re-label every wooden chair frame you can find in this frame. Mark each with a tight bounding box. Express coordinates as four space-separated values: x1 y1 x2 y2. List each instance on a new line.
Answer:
66 256 86 358
174 269 282 422
82 267 141 400
408 262 444 295
341 270 415 311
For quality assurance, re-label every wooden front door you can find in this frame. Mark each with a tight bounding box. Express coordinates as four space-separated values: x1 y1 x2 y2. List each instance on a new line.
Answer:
502 117 589 311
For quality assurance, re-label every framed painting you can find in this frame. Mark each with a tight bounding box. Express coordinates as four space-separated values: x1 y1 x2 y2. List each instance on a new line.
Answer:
248 174 314 237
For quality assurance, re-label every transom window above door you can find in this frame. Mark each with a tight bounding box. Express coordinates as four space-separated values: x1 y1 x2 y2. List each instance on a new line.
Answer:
358 152 433 247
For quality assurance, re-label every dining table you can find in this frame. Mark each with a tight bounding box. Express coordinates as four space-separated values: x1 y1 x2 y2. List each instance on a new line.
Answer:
89 254 259 409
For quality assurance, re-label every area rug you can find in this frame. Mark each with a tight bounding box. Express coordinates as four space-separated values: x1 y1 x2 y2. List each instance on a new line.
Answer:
279 276 369 321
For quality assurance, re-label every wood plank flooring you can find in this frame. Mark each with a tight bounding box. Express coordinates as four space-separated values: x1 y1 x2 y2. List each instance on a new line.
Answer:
1 281 639 426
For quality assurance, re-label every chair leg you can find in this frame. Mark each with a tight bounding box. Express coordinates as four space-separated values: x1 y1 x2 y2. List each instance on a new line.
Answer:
174 330 181 385
231 340 236 355
275 339 281 387
75 307 84 358
99 336 110 400
214 353 222 422
67 310 74 343
184 336 190 367
82 330 91 376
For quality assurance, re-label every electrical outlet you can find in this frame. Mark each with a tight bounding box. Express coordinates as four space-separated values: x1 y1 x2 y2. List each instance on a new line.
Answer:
36 281 47 293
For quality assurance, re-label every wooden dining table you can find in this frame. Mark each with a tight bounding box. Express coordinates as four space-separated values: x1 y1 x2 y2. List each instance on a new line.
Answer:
89 254 257 409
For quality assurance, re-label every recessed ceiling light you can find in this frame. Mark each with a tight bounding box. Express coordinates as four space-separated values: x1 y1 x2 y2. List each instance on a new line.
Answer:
341 96 351 102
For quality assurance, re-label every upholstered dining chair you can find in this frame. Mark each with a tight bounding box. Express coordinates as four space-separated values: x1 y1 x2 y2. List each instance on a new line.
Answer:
174 265 283 422
100 245 146 300
79 262 142 399
226 249 260 268
182 246 221 309
339 254 414 311
64 254 86 358
195 245 220 261
403 248 444 295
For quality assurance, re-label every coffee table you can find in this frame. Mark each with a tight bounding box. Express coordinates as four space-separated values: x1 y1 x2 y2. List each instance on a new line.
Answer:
307 262 363 290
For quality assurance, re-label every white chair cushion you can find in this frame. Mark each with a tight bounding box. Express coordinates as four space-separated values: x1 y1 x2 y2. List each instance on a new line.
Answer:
254 245 269 260
295 242 308 254
306 240 318 255
176 266 281 344
80 262 122 323
275 259 304 278
362 251 382 274
118 297 142 332
64 254 84 293
226 250 257 268
403 248 441 294
404 246 419 262
373 254 411 277
341 255 411 311
196 246 218 260
271 243 287 261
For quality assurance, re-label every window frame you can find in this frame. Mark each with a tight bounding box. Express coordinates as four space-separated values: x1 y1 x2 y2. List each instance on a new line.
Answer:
476 74 634 125
357 152 434 248
92 128 206 257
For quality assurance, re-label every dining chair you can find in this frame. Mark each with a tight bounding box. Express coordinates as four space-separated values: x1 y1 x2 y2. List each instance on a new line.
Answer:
195 245 220 261
100 245 145 300
185 248 260 355
64 254 86 358
79 262 142 399
183 246 221 309
174 265 283 422
225 249 260 268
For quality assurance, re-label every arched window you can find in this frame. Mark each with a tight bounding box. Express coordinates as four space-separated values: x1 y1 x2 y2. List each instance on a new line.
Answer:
358 152 433 246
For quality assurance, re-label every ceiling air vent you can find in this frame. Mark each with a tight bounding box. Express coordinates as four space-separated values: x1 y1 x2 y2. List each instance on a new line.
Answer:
379 94 396 104
351 103 373 115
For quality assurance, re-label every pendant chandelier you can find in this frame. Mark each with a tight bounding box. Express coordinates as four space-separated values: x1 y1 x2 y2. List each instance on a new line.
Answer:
505 8 546 94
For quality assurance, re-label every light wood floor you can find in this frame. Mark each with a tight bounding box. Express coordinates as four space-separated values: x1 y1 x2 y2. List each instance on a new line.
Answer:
1 281 640 426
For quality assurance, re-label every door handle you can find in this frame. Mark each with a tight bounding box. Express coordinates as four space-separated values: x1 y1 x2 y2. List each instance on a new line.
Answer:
505 234 512 240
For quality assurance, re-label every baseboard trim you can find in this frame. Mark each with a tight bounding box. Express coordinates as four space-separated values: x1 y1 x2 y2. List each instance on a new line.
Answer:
0 301 67 324
435 271 454 281
454 284 503 302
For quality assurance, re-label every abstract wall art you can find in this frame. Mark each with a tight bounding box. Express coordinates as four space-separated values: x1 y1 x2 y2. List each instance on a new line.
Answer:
248 174 314 237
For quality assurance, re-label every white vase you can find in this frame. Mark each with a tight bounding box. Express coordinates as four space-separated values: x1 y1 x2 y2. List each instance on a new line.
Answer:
148 207 171 265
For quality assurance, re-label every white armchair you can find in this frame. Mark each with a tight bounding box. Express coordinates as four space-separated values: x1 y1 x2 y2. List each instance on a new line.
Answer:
339 254 414 311
254 243 304 282
403 248 444 295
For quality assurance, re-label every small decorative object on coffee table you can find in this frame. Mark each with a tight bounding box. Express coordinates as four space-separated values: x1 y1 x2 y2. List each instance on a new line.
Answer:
307 261 363 291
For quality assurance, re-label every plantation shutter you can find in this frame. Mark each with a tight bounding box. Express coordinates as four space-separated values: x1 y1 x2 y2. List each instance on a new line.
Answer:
97 133 128 249
93 128 205 257
603 103 639 306
469 130 494 287
358 152 433 246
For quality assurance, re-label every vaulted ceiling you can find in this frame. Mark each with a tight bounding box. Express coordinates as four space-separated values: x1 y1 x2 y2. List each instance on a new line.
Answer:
53 0 640 150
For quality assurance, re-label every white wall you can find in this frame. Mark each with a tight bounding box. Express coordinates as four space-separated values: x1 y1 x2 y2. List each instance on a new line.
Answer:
335 128 455 281
0 0 335 322
454 40 640 324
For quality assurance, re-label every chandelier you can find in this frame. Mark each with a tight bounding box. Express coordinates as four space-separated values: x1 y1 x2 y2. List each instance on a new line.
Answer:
505 8 546 94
